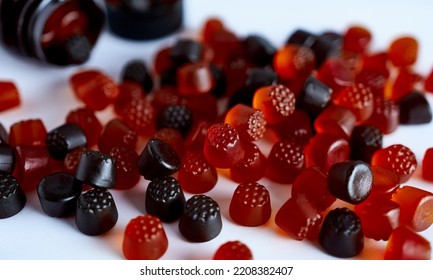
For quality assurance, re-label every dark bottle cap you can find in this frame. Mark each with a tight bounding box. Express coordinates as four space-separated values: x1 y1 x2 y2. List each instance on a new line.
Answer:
105 0 183 40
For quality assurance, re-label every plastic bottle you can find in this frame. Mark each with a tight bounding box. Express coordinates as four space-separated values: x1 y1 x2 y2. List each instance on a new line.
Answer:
0 0 105 66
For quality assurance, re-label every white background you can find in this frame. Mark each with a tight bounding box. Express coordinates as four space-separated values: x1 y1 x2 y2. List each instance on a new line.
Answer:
1 0 433 260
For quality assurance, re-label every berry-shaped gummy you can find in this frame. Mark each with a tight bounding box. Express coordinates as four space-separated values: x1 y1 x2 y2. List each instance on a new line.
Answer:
213 241 253 260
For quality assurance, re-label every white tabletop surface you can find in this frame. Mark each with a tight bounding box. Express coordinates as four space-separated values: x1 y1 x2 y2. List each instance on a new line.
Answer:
1 0 433 260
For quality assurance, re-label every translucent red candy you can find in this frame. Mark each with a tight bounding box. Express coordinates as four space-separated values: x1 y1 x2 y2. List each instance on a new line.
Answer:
391 186 433 232
0 81 20 112
203 123 245 169
109 146 140 190
388 67 422 102
388 36 418 67
224 104 266 142
275 194 322 241
364 94 400 134
343 25 372 54
253 84 296 125
314 104 356 139
354 197 400 241
98 119 137 154
422 148 433 182
9 119 47 147
369 165 400 199
316 57 355 93
229 182 271 227
229 142 267 183
177 149 217 194
291 166 335 211
177 62 214 96
304 133 350 173
384 226 431 260
152 128 185 158
371 144 417 183
122 215 168 260
269 109 313 146
14 145 51 191
273 44 316 82
265 140 304 184
120 96 156 137
69 69 119 111
213 240 253 260
333 82 374 123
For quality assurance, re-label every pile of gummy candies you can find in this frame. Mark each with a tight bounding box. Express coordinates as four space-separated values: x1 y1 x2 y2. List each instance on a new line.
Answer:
1 16 433 260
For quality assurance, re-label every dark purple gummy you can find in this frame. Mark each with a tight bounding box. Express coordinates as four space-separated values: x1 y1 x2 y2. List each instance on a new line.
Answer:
349 125 383 163
0 143 15 174
319 207 364 258
0 122 8 144
243 34 276 67
299 75 333 116
75 150 116 189
122 59 154 93
137 138 181 180
169 39 203 67
145 176 185 222
209 64 227 98
286 29 317 48
75 188 118 236
46 123 87 160
0 174 26 219
398 91 432 125
156 105 193 137
310 35 340 68
178 194 222 242
327 161 373 204
37 172 82 217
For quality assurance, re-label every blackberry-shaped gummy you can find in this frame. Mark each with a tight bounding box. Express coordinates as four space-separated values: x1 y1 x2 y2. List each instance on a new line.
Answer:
156 105 193 137
75 188 118 236
64 35 91 65
122 60 154 93
327 161 373 205
243 34 276 67
145 176 186 222
45 123 87 160
0 143 15 174
398 91 432 124
122 215 168 260
37 172 82 217
178 195 222 242
286 29 317 48
319 207 364 258
349 125 383 163
0 174 26 219
137 138 181 180
75 150 116 189
169 39 203 66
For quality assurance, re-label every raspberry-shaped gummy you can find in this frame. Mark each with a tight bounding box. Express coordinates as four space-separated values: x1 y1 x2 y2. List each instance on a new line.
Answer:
203 123 245 169
109 146 140 190
66 107 102 147
253 84 296 125
224 104 267 142
122 214 168 260
213 240 253 260
121 96 155 137
229 182 271 227
266 140 304 184
371 144 417 183
333 82 374 122
178 149 217 194
230 142 267 183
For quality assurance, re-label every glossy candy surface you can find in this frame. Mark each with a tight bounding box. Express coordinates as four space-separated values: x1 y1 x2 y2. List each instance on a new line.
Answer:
145 176 185 222
0 174 26 219
178 195 222 242
45 123 87 160
75 188 118 236
384 226 431 260
137 138 181 180
75 150 116 189
213 240 253 260
229 182 271 227
122 215 168 260
37 172 82 217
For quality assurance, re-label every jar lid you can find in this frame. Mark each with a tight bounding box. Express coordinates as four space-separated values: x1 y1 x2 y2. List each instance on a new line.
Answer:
105 0 183 40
